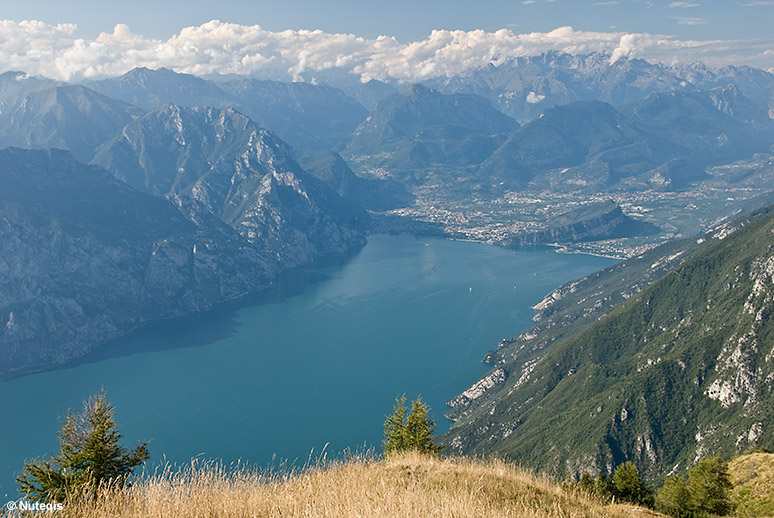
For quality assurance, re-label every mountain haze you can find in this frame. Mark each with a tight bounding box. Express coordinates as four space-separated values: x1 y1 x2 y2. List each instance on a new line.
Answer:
0 85 142 162
482 87 774 191
344 84 518 182
219 78 369 150
0 71 60 115
0 148 275 379
86 67 369 150
436 52 774 123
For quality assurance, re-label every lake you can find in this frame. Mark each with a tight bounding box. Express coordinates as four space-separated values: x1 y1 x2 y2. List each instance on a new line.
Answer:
0 235 614 498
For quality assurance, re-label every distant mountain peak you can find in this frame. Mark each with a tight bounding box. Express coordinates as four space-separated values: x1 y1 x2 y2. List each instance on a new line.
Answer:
93 103 366 263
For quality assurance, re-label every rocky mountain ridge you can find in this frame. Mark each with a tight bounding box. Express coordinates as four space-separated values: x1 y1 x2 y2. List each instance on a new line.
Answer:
344 83 773 193
92 104 368 267
434 51 774 123
85 68 369 150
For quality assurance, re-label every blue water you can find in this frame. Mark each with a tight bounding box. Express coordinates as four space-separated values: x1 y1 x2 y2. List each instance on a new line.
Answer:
0 235 614 498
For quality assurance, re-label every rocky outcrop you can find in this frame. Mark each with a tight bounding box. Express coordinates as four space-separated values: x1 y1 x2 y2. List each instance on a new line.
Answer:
507 201 656 246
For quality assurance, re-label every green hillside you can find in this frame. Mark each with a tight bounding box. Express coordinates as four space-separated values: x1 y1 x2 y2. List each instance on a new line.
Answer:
730 451 774 517
446 207 774 480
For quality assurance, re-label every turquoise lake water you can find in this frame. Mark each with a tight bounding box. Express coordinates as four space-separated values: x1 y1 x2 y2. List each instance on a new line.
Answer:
0 235 614 498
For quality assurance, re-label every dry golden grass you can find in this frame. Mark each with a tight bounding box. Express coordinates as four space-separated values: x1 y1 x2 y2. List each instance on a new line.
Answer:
50 452 662 518
729 452 774 518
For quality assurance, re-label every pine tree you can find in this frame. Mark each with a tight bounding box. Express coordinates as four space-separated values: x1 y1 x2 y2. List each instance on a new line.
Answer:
17 393 149 502
383 394 441 456
687 457 734 516
656 456 734 517
656 475 692 518
383 394 409 455
613 462 654 507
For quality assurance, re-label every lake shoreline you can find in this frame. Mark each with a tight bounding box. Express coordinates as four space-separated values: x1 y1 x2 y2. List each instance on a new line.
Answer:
0 235 615 498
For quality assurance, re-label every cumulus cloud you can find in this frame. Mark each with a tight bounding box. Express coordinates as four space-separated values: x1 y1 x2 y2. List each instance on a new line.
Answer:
526 91 545 103
0 19 770 83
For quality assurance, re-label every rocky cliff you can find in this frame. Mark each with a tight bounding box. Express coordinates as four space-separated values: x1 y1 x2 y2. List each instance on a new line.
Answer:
507 201 656 246
92 105 368 268
0 148 276 379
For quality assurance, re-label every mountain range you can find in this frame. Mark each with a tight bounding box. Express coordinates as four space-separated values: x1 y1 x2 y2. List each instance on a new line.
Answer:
0 84 142 162
0 148 275 379
432 52 774 123
346 83 773 193
2 49 774 482
85 68 369 150
344 83 519 184
92 104 367 266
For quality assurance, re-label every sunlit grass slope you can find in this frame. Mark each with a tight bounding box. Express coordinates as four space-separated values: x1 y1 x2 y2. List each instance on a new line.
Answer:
61 452 663 518
729 452 774 518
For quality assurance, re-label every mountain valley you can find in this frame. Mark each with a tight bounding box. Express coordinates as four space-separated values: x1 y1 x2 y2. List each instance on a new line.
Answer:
1 49 774 499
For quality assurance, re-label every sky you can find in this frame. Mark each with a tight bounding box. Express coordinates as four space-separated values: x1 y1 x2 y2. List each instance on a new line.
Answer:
1 0 773 82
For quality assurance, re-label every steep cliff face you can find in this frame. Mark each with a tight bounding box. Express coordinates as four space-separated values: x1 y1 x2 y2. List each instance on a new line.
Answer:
0 148 276 379
507 201 656 246
296 150 413 212
445 206 774 479
92 105 368 268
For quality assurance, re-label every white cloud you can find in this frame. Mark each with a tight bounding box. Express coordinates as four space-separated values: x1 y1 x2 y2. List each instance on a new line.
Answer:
670 16 709 25
669 2 700 7
526 91 545 103
0 19 770 83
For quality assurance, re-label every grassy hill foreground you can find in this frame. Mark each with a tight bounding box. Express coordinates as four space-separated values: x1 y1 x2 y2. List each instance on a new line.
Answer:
49 452 662 518
730 452 774 518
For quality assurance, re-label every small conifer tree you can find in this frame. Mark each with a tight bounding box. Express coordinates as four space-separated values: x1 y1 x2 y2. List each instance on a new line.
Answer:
687 457 734 516
383 394 441 456
613 462 654 507
17 393 149 502
656 475 692 518
656 456 734 517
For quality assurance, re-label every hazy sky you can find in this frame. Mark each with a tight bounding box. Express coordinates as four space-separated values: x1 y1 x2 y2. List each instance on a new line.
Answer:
1 0 772 81
4 0 774 42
